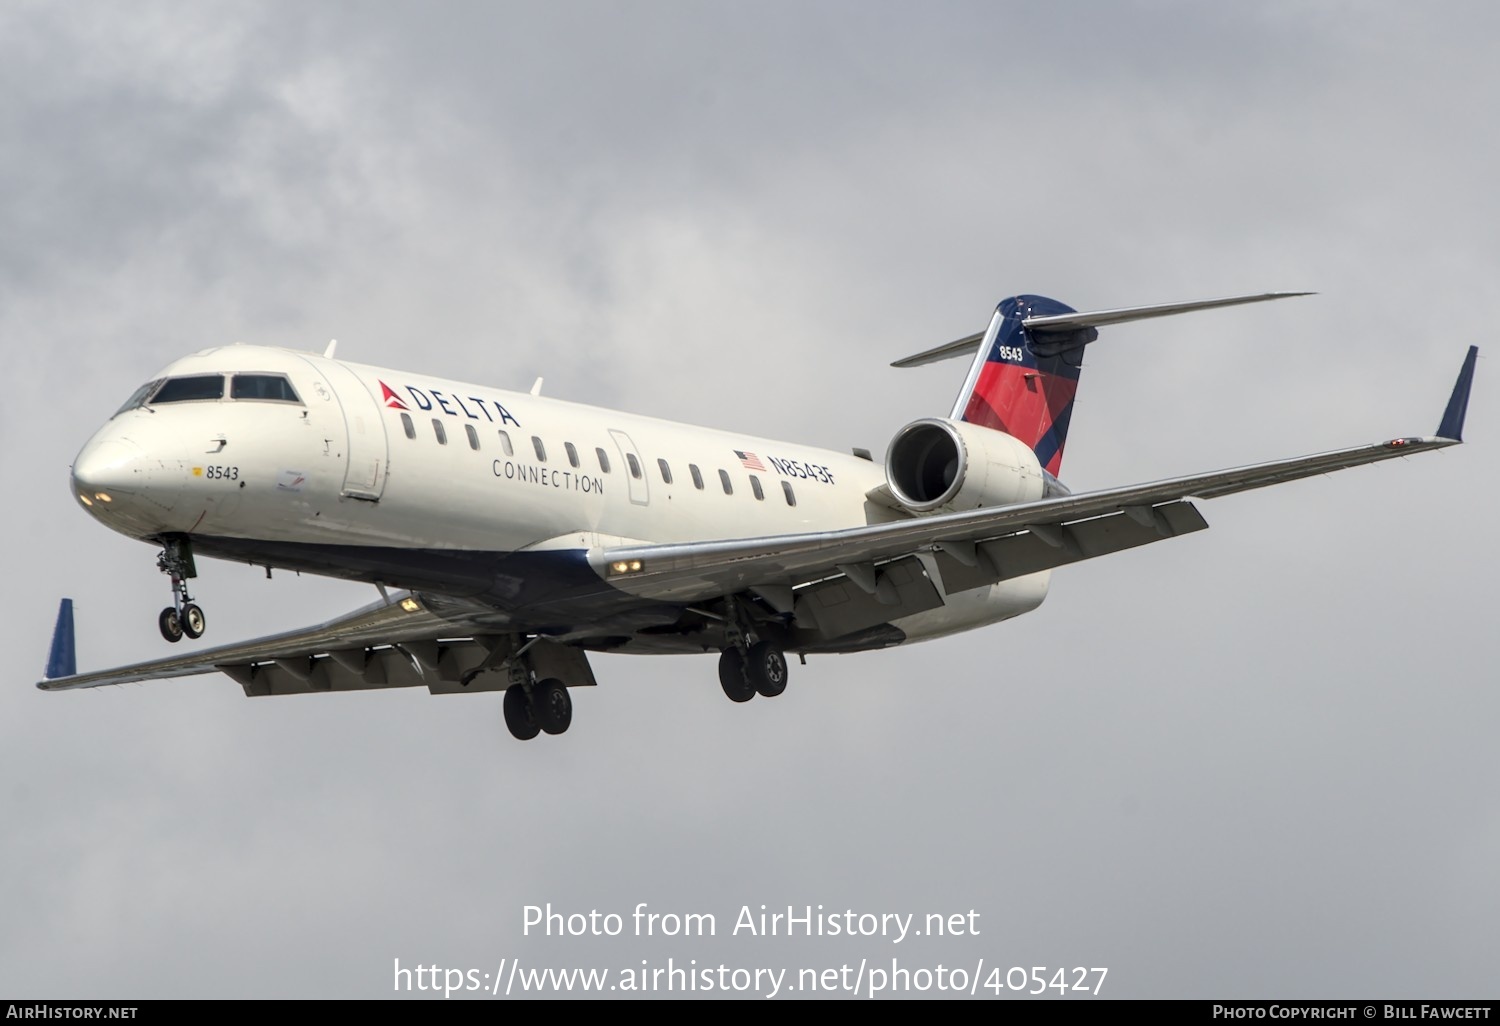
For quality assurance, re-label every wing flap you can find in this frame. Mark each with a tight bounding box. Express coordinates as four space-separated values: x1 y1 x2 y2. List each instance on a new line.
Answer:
931 501 1209 593
225 644 430 697
793 555 945 638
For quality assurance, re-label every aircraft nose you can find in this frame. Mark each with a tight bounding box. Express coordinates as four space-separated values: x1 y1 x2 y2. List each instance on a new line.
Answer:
72 437 147 507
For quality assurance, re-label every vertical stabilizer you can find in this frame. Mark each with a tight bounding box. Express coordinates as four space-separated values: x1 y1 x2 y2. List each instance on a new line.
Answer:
954 295 1089 476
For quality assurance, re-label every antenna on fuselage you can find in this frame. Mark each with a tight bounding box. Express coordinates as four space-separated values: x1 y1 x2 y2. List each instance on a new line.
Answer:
530 377 544 396
324 339 338 359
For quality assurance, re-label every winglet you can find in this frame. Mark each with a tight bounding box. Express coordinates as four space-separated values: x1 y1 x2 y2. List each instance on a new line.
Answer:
46 599 77 680
1437 346 1479 441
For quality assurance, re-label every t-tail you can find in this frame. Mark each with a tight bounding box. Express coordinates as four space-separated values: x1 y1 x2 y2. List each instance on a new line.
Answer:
893 291 1314 477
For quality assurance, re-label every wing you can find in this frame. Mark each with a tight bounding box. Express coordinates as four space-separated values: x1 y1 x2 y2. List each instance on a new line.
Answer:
593 346 1478 605
36 591 593 696
591 435 1455 602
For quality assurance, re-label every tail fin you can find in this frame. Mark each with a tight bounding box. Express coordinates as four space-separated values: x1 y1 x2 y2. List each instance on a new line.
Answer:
956 295 1085 476
894 291 1311 477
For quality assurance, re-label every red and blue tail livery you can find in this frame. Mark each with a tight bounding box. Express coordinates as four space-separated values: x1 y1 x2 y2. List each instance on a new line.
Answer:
959 295 1090 477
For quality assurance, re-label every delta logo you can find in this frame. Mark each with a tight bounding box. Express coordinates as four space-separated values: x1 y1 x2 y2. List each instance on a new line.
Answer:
380 381 409 410
377 380 521 427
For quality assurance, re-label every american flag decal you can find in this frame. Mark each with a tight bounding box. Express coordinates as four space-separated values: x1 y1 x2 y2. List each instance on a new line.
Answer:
734 450 766 471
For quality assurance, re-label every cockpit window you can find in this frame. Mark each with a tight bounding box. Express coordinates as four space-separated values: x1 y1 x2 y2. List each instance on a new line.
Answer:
113 379 162 418
150 375 225 404
230 373 301 403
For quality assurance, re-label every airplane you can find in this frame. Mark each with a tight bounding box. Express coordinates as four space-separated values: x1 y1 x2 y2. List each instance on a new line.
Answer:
38 291 1478 742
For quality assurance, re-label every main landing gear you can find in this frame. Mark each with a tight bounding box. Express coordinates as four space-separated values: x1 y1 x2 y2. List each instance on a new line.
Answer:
155 536 206 644
717 598 791 703
501 658 573 741
718 640 790 702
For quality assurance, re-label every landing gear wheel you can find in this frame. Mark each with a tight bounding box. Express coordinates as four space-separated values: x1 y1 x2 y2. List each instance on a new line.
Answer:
181 603 206 639
158 607 184 643
503 684 540 741
718 648 755 703
746 640 789 698
534 678 573 735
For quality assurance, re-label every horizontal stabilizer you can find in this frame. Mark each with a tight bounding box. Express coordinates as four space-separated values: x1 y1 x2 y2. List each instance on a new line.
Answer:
890 332 987 369
1021 292 1313 333
892 291 1312 368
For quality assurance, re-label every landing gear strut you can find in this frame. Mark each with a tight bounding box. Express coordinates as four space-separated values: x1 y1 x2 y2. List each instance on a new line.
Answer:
716 597 791 703
501 649 574 741
156 536 205 643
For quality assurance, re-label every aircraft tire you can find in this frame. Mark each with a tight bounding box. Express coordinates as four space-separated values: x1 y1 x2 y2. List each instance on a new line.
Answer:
158 607 184 643
746 640 789 698
181 603 206 639
503 683 540 741
534 678 573 735
717 648 755 703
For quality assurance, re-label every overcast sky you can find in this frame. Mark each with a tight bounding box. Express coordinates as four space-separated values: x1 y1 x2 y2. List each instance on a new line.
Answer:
2 0 1495 1000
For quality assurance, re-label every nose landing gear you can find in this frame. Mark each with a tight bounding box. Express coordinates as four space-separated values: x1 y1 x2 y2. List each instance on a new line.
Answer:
155 536 206 643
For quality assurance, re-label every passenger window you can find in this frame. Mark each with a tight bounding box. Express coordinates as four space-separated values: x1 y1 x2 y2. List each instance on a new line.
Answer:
151 375 224 403
400 413 415 439
690 464 704 490
719 469 733 495
230 374 300 402
627 453 642 479
532 436 547 461
432 419 447 445
565 442 580 468
782 480 797 507
596 447 611 473
498 430 514 456
750 476 764 501
657 458 672 485
465 424 480 450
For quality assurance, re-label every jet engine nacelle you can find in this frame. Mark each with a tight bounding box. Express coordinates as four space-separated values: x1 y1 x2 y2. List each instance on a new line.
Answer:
884 418 1046 513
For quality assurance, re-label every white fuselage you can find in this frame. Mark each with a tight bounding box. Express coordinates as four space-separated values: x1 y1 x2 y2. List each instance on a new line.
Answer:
70 345 1048 650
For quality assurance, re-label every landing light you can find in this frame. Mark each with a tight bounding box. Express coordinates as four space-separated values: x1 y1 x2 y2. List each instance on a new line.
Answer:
94 492 113 503
399 597 421 613
608 559 644 576
79 493 93 507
